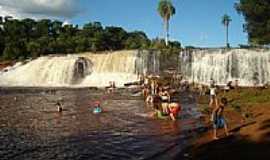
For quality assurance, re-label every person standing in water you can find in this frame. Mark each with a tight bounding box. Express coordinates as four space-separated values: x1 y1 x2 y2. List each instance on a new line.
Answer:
168 102 181 121
159 87 170 114
56 101 63 112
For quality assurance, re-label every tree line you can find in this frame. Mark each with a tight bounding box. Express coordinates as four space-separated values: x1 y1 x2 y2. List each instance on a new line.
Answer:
236 0 270 46
0 17 181 60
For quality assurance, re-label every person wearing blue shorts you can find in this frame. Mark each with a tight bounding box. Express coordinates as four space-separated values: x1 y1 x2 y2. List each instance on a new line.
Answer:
213 97 229 140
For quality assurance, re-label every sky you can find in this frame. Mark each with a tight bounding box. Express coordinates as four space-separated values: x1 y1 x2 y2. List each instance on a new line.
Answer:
0 0 247 47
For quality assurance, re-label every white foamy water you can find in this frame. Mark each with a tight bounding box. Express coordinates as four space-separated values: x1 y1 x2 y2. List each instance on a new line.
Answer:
0 50 159 87
179 49 270 86
80 50 140 87
0 56 78 86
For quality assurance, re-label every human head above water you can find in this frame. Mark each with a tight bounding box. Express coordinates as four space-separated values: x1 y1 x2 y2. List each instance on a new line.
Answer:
94 101 100 106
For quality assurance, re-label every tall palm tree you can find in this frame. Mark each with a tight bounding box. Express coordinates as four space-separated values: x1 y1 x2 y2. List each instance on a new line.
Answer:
222 14 232 48
158 0 175 46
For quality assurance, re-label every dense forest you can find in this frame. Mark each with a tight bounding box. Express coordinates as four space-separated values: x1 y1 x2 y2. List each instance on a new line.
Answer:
0 17 181 60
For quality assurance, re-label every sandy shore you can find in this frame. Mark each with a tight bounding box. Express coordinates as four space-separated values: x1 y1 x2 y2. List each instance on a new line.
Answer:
189 88 270 160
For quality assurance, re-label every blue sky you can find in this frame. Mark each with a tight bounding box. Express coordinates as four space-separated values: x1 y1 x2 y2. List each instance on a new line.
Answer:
0 0 247 47
72 0 247 47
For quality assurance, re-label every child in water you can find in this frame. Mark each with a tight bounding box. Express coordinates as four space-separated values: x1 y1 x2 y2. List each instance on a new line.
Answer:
168 102 181 121
56 101 63 112
93 101 102 114
213 97 230 139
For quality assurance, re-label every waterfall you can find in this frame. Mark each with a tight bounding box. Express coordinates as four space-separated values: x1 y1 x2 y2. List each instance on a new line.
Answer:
0 50 160 87
0 56 91 87
179 49 270 86
80 50 139 87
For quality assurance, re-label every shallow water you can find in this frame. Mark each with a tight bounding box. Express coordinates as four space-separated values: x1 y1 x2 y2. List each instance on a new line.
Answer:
0 88 202 160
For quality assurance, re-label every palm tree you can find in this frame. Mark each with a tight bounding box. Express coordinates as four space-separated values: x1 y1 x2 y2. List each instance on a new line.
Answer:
158 0 175 46
222 14 232 48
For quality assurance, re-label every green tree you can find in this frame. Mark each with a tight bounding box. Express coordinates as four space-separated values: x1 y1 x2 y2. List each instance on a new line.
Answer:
222 14 232 48
21 18 36 42
235 0 270 45
158 0 176 46
82 22 103 37
26 41 41 58
3 41 27 60
151 38 167 49
0 17 156 59
35 19 51 37
104 26 127 50
125 31 150 49
51 20 63 39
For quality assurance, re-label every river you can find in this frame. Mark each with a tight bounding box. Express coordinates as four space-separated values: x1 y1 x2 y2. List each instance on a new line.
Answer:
0 87 203 160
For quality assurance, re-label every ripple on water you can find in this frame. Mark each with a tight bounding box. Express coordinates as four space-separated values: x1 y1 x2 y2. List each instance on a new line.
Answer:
0 89 202 160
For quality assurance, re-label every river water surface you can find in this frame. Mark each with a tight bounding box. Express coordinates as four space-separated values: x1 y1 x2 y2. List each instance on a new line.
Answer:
0 88 202 160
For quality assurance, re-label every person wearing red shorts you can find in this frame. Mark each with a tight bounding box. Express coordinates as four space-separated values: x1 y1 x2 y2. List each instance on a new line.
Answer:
168 102 181 121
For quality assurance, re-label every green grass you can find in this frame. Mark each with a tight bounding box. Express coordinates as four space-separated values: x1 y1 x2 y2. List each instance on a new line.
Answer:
198 88 270 118
223 88 270 104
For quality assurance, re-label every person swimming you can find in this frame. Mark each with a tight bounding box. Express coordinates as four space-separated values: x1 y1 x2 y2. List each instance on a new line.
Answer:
93 101 102 114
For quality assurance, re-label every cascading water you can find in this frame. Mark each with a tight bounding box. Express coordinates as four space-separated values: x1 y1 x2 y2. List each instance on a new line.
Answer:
135 50 160 76
179 49 270 86
0 50 160 87
0 56 91 87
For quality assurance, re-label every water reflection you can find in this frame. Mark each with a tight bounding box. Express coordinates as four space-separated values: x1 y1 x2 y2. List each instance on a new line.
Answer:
0 88 202 160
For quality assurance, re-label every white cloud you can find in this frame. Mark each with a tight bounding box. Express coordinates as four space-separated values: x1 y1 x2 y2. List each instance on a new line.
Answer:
0 0 81 19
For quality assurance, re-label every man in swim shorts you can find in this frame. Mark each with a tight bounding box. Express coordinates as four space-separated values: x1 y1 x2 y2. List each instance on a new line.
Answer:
212 97 229 139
